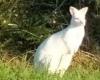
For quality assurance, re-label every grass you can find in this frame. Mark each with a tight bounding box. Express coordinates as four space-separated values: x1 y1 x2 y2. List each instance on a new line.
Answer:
0 51 100 80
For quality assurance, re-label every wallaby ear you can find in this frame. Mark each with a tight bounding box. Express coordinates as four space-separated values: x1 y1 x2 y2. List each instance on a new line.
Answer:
80 7 88 15
69 6 78 16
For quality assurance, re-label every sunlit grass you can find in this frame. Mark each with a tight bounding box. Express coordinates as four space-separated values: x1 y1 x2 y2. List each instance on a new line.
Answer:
0 51 100 80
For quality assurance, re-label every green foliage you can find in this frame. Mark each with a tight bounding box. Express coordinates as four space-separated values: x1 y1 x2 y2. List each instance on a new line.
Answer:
0 0 67 53
0 0 99 53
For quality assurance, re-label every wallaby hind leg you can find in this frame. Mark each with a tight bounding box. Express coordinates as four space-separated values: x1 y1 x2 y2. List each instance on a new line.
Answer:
56 54 73 77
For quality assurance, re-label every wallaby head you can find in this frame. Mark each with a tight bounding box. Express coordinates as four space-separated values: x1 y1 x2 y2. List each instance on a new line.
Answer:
69 6 88 26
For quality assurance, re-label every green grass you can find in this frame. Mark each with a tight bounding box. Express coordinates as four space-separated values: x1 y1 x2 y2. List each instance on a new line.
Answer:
0 55 100 80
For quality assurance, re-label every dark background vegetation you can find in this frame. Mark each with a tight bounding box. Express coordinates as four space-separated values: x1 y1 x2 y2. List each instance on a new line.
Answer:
0 0 100 55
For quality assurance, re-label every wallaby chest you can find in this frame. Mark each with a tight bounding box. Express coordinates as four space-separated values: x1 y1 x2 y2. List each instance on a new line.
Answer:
63 26 85 52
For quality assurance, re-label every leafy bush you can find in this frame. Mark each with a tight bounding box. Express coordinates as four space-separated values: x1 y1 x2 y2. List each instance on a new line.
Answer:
0 0 100 54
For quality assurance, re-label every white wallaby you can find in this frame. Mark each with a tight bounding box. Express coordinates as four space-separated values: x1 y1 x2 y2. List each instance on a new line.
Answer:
34 6 88 76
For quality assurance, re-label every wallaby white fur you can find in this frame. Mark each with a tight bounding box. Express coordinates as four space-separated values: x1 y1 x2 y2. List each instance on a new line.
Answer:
34 6 88 76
